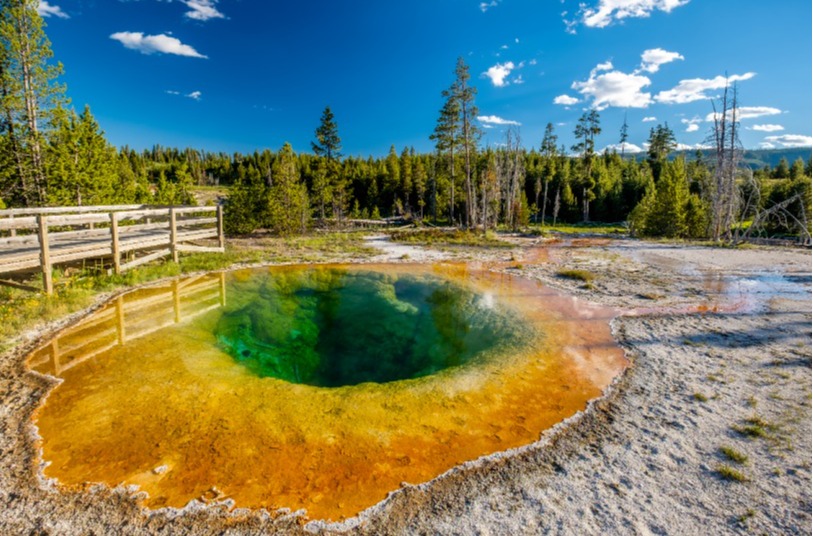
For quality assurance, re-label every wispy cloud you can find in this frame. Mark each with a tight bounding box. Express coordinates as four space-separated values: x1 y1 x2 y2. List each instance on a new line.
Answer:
704 106 781 122
181 0 225 21
483 61 516 87
110 32 207 58
750 124 784 132
480 1 500 12
38 1 69 19
569 0 690 30
642 116 657 122
654 72 756 104
477 115 521 126
167 89 203 101
681 116 702 132
762 134 812 148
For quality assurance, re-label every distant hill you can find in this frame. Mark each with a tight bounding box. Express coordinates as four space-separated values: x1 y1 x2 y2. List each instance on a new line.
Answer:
739 147 812 169
631 147 812 169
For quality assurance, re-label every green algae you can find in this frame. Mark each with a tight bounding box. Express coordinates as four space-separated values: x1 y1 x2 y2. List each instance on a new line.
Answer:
214 268 530 387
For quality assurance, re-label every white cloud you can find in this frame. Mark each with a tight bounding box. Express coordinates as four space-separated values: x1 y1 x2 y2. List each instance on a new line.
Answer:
483 61 515 87
750 124 784 132
681 116 702 132
181 0 225 21
705 106 782 122
642 116 657 122
591 61 614 76
763 135 813 148
604 142 644 153
639 48 683 73
554 94 580 106
759 142 775 149
513 75 525 85
480 1 500 12
654 72 756 104
675 142 711 151
110 32 207 58
165 90 181 95
38 1 69 18
477 115 522 126
579 0 690 29
572 63 652 109
186 91 202 101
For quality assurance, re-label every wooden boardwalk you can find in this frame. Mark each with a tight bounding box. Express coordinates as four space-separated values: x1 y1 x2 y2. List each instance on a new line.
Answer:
0 205 225 294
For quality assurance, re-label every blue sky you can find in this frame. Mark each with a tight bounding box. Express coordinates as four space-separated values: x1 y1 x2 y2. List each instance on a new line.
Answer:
39 0 812 157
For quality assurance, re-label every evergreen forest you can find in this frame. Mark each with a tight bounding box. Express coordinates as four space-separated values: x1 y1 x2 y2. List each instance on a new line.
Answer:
1 1 810 243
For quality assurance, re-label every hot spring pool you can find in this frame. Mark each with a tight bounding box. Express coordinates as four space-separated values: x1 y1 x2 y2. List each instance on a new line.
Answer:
27 264 627 520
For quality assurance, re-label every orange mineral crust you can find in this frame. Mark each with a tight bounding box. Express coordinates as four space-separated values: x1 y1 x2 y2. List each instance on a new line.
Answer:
27 264 627 521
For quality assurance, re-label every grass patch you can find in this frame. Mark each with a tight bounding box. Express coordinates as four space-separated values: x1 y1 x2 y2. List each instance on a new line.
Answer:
732 415 778 439
720 446 748 464
716 464 748 482
530 222 628 235
556 269 596 283
390 229 510 247
693 392 709 402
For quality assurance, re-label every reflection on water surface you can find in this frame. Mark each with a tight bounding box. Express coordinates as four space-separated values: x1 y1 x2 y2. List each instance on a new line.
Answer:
27 264 627 521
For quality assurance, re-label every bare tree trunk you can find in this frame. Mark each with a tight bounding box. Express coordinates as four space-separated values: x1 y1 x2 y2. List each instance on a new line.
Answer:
462 102 475 229
17 9 45 205
553 187 561 227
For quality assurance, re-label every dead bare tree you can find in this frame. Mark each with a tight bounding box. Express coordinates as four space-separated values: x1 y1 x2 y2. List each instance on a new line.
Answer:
708 80 742 241
496 127 525 230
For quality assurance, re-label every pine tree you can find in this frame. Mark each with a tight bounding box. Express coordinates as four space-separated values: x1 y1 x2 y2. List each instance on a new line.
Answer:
268 142 310 235
619 113 629 158
46 105 119 206
452 57 480 229
539 122 558 224
0 0 65 206
572 110 601 222
646 123 676 182
430 88 459 224
311 106 343 218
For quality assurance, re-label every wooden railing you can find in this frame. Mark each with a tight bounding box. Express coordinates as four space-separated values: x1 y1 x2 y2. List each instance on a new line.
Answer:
0 204 225 294
27 272 226 376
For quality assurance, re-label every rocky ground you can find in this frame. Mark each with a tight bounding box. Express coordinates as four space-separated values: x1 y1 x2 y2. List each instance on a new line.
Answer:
0 234 810 535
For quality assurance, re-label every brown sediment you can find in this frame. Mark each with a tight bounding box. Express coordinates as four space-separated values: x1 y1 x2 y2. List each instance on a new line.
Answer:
25 263 627 521
4 236 809 535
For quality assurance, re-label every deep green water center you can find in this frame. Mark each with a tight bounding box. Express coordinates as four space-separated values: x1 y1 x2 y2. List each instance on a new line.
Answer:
215 269 525 387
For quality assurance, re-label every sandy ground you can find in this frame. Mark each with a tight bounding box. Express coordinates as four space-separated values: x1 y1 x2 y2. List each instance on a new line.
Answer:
0 235 810 535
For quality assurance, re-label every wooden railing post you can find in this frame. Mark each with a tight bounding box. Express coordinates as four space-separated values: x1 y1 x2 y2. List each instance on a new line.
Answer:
115 295 126 344
217 204 225 250
169 207 179 263
9 214 15 237
37 215 53 295
172 279 181 323
110 212 121 275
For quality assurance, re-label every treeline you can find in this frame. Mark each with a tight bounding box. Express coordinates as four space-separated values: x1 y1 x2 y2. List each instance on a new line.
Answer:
1 2 809 242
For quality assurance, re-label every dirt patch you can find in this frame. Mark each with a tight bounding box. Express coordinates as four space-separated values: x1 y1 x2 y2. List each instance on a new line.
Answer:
0 236 810 535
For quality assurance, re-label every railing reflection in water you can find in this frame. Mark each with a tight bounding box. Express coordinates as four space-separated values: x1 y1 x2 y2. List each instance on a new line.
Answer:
28 273 226 377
